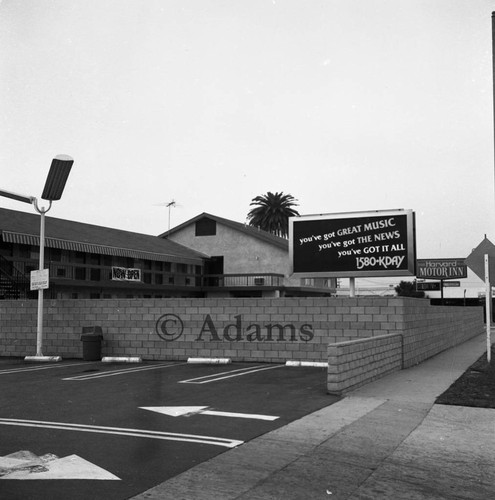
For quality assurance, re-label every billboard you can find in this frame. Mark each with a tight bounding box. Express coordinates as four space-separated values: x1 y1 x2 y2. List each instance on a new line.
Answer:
289 209 416 278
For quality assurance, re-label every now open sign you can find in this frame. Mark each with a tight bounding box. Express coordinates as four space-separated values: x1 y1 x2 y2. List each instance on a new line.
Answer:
111 266 142 282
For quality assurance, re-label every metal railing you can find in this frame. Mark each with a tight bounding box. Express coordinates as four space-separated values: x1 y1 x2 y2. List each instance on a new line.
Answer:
47 266 283 288
201 273 285 288
0 257 315 299
44 264 284 289
1 259 285 288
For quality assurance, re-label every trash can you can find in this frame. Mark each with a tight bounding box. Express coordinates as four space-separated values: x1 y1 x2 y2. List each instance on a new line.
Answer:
80 326 103 361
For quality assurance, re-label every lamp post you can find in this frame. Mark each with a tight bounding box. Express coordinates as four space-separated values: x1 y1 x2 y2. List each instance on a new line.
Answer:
0 155 74 361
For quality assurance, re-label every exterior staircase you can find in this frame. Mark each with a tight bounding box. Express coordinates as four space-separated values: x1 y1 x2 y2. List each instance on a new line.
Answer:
0 255 33 300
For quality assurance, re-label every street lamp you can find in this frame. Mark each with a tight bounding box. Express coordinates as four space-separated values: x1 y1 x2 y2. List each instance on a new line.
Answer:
0 155 74 361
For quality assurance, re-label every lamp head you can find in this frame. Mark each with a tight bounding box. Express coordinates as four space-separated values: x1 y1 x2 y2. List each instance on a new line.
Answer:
41 155 74 201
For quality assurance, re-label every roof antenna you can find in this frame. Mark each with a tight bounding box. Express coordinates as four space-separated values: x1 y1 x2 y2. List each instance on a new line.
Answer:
153 199 179 230
166 200 177 230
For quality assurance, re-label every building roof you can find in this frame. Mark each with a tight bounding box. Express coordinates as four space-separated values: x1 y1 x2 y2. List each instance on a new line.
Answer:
0 207 208 264
160 212 289 251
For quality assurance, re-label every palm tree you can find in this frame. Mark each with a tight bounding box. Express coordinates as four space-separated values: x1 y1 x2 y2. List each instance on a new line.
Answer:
247 191 299 238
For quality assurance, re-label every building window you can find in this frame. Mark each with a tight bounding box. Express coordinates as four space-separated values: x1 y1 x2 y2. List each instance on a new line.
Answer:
0 241 13 257
177 263 188 274
74 251 85 264
49 248 62 262
155 274 163 285
103 255 112 266
90 293 100 299
18 245 30 259
90 269 101 281
89 253 100 265
143 273 152 284
195 218 216 236
75 267 86 280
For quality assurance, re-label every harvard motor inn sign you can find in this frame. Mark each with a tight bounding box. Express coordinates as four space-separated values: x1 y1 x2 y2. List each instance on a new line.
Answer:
416 259 467 280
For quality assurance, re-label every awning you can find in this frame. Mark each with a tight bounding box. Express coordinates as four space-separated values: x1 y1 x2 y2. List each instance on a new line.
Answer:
1 231 204 265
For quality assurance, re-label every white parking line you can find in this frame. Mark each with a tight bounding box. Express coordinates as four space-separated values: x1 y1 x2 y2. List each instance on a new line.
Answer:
63 362 186 380
0 362 89 376
179 364 285 384
0 418 243 449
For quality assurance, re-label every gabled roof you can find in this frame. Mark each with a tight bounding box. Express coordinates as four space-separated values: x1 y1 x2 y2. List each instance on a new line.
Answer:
160 212 289 251
0 207 208 264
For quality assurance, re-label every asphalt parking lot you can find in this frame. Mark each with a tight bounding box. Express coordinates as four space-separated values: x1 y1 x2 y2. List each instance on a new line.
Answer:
0 358 338 500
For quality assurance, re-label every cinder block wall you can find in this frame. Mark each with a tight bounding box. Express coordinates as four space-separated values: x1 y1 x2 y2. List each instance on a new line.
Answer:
326 301 484 395
0 297 484 366
0 297 332 361
398 299 483 367
327 334 403 395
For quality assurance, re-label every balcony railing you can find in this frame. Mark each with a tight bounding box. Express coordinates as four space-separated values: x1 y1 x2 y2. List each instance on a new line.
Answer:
46 265 284 289
0 256 337 299
44 264 285 288
200 273 284 288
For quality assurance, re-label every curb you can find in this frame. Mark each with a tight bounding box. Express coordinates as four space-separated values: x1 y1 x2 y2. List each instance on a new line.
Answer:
24 355 62 363
286 360 328 367
187 357 232 365
101 356 142 363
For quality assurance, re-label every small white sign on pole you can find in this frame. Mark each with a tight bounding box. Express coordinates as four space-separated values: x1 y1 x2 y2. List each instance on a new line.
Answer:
30 269 49 291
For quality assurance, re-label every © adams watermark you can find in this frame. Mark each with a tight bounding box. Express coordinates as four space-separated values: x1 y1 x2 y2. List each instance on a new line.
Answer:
155 313 314 342
155 314 184 341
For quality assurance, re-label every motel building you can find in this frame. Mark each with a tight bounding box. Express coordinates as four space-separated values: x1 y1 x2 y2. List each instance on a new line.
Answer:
160 212 337 297
0 208 336 300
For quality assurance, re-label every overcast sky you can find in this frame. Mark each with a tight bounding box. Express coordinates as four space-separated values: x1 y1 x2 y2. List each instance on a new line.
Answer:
1 0 494 265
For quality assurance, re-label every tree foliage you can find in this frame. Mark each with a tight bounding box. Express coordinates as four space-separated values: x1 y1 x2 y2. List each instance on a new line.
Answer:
247 191 299 238
394 280 425 298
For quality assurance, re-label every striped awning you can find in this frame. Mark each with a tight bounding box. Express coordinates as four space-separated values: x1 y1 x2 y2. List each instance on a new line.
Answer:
1 231 203 264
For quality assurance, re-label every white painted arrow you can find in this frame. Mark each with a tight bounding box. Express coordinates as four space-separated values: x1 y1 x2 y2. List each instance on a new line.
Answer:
0 451 120 480
140 406 279 421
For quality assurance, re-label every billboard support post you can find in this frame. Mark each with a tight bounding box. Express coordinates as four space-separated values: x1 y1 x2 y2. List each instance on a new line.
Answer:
349 277 356 298
485 254 492 363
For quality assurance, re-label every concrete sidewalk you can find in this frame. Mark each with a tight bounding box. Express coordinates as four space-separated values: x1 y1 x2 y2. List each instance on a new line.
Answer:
132 334 494 500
